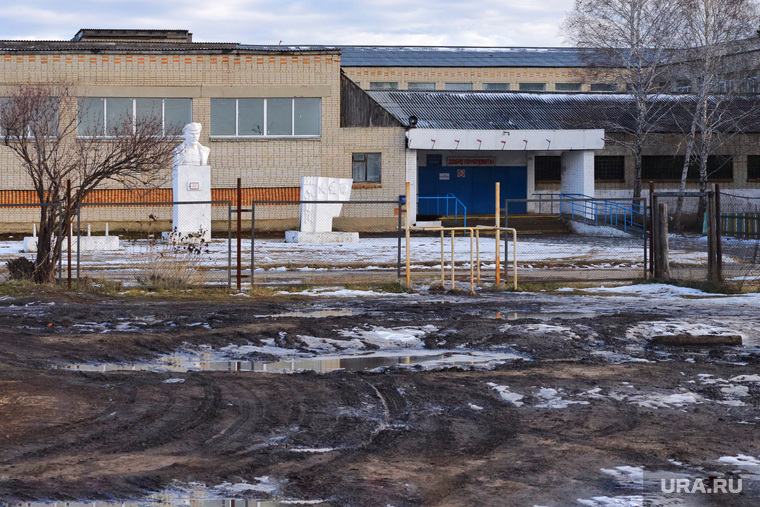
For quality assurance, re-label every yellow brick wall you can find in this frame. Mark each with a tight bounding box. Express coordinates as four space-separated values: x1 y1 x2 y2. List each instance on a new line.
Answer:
342 66 619 91
0 50 409 225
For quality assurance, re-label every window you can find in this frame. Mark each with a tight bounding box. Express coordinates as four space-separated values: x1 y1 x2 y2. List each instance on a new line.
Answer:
0 97 59 138
408 82 435 91
591 83 617 92
445 83 473 91
352 153 381 183
535 156 561 182
519 83 546 92
210 98 321 137
642 155 733 181
595 156 625 181
370 82 398 90
555 83 582 92
78 97 191 137
748 155 760 180
483 83 510 91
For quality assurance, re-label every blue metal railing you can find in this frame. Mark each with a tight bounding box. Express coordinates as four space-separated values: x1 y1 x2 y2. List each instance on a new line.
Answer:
417 193 467 227
534 193 647 236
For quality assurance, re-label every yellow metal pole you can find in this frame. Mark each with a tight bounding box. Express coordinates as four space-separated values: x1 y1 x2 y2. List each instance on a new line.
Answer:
495 182 501 286
512 229 518 290
405 182 411 286
476 229 481 285
451 229 456 290
440 230 445 288
469 229 474 293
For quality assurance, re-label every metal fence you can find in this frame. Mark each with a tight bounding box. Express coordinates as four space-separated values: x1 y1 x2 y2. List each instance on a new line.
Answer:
248 199 404 287
503 197 649 282
718 192 760 290
0 203 65 282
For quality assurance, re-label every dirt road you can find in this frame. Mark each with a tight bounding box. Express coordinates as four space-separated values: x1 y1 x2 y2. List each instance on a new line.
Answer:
1 289 760 505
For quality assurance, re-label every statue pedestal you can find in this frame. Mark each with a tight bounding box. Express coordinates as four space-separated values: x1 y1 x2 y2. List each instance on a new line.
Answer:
285 231 360 244
168 164 211 242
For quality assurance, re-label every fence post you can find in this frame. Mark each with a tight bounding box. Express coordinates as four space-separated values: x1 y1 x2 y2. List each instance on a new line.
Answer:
405 182 411 286
654 202 670 279
495 182 501 286
237 178 242 291
715 183 723 283
397 196 403 280
649 181 654 276
67 179 72 289
251 202 256 286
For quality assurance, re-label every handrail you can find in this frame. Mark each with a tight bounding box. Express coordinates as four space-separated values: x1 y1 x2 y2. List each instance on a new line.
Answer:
409 225 517 291
417 193 467 227
507 195 649 237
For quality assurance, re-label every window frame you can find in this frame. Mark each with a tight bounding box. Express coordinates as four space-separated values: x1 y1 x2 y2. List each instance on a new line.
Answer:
555 83 582 92
444 83 474 91
519 82 547 92
642 155 734 182
352 152 382 183
534 155 562 182
594 155 626 182
77 97 192 138
408 82 436 91
369 82 399 91
210 97 321 139
483 83 510 91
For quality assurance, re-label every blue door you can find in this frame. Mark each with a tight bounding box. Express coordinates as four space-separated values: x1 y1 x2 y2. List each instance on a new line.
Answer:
418 166 527 215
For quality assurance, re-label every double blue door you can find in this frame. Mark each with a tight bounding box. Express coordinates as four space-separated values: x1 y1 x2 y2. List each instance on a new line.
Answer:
419 166 527 215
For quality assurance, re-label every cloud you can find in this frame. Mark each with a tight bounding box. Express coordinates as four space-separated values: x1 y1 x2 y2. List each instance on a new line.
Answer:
0 0 576 46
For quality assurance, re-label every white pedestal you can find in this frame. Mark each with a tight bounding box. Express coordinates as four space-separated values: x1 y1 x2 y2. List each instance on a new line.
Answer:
171 164 211 241
23 236 120 252
285 231 360 244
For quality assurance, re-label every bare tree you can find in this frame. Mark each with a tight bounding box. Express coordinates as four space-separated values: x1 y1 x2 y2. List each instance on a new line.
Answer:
670 0 760 228
0 85 175 283
562 0 684 200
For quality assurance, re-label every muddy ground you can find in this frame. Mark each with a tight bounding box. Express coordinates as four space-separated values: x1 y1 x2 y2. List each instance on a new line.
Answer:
1 289 760 506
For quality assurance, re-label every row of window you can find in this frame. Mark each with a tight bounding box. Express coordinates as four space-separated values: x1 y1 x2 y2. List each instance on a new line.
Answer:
76 97 322 138
367 82 618 92
534 155 760 182
534 156 627 182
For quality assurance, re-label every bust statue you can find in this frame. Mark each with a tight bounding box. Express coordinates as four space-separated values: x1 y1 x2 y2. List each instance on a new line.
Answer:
173 122 210 167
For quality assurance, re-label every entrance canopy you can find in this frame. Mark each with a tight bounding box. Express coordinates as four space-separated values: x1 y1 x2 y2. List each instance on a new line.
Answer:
406 128 604 151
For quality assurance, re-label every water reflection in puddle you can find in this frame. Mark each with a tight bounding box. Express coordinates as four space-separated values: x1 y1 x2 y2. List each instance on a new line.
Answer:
470 311 602 320
15 492 328 506
59 350 525 374
265 308 362 319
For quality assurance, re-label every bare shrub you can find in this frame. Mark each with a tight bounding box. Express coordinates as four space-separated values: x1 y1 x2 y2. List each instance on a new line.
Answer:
6 257 35 280
133 230 209 289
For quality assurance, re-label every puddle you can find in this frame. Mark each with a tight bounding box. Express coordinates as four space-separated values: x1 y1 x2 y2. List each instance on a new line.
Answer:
470 311 602 320
264 308 364 319
12 479 330 506
58 350 526 374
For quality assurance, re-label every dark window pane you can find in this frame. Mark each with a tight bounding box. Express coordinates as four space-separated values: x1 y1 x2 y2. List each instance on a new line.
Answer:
267 98 292 136
366 153 382 182
519 83 546 92
78 97 104 136
238 99 265 136
294 98 320 136
164 98 192 135
409 82 436 90
555 83 581 92
483 83 510 91
105 98 132 136
535 156 561 181
210 98 236 136
594 156 625 181
748 155 760 180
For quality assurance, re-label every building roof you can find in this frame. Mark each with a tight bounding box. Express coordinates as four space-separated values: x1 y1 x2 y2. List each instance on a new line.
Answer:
367 90 760 133
337 45 598 68
0 40 339 55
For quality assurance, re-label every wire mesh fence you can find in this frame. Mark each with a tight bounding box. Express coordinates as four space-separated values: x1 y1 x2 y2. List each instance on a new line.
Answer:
503 197 648 282
719 192 760 290
0 203 64 282
249 200 404 287
76 201 232 288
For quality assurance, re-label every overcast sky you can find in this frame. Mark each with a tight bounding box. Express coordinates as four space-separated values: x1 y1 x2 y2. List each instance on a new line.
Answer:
0 0 576 47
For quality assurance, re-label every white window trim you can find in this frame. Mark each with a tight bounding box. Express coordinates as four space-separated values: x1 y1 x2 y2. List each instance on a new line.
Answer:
210 98 322 139
78 97 192 139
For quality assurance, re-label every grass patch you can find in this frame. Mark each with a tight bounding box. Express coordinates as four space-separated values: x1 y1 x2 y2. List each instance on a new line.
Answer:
343 280 414 293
